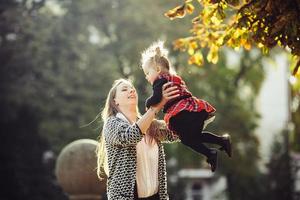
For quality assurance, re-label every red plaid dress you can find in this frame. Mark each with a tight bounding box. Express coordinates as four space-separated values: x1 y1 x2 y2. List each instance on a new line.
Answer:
159 73 216 130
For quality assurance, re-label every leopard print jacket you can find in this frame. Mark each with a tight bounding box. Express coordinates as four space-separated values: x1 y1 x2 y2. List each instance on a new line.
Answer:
104 115 179 200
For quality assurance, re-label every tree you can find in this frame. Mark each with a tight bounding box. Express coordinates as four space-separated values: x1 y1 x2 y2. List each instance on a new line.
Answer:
1 0 267 199
164 0 300 77
265 133 294 200
0 1 69 199
0 105 68 200
165 48 266 199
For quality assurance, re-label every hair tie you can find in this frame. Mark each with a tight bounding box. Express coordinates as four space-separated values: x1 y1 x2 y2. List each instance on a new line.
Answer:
155 47 161 57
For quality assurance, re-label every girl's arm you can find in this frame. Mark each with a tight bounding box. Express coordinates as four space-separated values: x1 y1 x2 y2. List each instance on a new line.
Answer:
145 78 168 109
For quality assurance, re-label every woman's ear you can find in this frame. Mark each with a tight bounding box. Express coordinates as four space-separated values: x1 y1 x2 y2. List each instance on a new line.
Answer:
156 65 161 72
113 99 119 106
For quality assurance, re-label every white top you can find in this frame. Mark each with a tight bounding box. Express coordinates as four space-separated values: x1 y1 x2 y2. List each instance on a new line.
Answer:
136 136 159 197
116 113 159 198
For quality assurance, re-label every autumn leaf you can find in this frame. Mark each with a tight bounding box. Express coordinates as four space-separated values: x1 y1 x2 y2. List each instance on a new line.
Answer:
186 3 195 14
243 40 252 50
211 15 222 25
207 45 219 64
188 51 204 65
168 0 300 77
192 15 201 24
173 38 189 50
292 59 300 76
188 41 198 55
164 4 186 20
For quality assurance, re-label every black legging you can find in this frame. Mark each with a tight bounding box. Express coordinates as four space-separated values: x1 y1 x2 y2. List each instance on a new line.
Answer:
169 110 224 158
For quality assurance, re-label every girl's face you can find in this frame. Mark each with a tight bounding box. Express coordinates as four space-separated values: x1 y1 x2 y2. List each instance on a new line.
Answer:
114 81 138 108
143 62 160 85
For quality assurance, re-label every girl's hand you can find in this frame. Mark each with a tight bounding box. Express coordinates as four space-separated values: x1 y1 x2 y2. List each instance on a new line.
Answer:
152 82 180 112
181 80 187 90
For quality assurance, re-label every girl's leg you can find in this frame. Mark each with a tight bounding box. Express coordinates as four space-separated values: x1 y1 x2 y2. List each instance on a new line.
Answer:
180 131 213 158
171 110 224 146
169 111 214 157
170 110 232 158
176 122 218 172
196 131 232 157
199 131 224 146
188 110 232 157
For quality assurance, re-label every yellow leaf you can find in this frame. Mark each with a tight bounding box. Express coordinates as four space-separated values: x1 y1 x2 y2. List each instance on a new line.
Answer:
244 41 251 50
192 16 201 24
207 45 219 64
277 40 282 46
188 47 195 55
173 38 188 50
186 3 195 14
188 41 198 55
262 47 269 54
216 37 224 46
292 59 300 76
200 40 206 48
188 52 204 66
233 29 242 39
257 42 264 48
164 5 186 20
211 15 221 25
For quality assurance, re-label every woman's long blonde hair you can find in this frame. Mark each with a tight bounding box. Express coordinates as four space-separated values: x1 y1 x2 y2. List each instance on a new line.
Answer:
96 79 125 180
96 78 168 179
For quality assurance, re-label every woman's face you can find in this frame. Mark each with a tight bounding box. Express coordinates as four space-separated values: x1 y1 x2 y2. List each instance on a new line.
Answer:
114 81 138 107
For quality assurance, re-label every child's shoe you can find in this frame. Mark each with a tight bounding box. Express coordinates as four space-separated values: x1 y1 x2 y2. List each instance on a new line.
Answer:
219 134 232 157
207 149 218 172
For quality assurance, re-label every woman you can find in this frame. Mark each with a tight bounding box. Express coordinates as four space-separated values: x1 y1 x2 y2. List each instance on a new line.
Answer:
96 78 180 200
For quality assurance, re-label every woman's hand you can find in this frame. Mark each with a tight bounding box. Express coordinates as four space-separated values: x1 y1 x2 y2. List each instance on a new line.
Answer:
152 82 180 112
139 82 179 134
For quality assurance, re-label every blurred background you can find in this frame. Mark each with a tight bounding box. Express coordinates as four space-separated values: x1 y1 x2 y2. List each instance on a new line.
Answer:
1 0 299 200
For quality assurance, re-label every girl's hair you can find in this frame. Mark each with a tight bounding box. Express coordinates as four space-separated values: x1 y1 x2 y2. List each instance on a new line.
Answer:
141 40 173 73
96 78 163 179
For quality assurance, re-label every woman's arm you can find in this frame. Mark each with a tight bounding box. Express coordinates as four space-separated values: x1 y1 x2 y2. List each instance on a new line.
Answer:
147 119 180 143
160 128 180 144
104 117 143 147
137 82 179 134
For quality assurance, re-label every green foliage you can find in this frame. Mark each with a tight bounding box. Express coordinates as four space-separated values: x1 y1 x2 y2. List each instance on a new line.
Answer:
0 105 68 200
265 133 294 200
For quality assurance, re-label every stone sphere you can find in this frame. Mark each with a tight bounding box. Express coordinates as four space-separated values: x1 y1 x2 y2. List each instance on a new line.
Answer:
55 139 106 196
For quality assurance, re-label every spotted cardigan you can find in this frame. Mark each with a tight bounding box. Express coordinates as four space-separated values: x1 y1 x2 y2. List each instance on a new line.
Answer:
104 115 179 200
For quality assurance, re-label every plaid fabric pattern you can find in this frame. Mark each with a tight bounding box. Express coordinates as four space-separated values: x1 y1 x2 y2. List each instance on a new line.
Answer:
159 73 216 130
158 73 192 98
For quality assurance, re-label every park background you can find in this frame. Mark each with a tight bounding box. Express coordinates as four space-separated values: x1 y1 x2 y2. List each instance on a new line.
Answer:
1 0 300 200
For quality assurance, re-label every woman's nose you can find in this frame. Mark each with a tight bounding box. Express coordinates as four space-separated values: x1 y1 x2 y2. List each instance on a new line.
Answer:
129 88 135 94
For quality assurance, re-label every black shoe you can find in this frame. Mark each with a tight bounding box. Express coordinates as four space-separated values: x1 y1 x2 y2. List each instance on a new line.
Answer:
219 134 232 157
207 149 218 172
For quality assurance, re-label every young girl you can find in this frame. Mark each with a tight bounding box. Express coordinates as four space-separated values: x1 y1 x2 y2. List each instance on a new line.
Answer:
140 41 232 172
